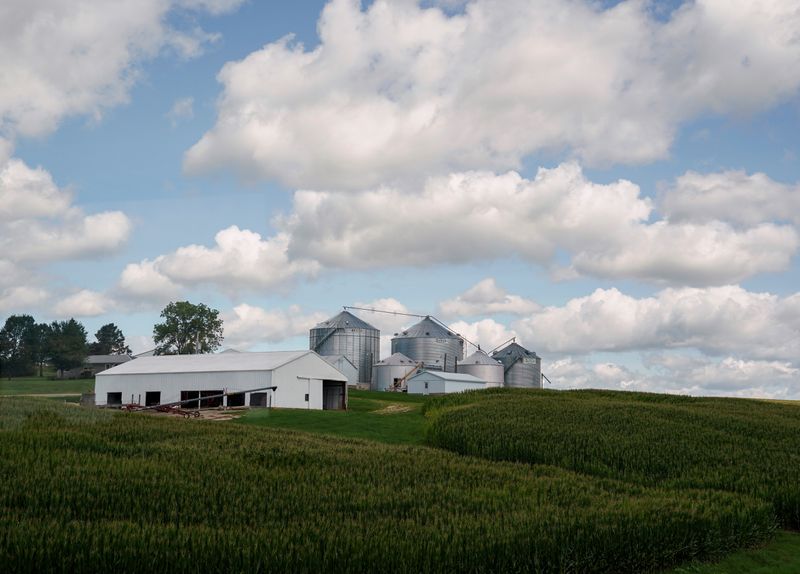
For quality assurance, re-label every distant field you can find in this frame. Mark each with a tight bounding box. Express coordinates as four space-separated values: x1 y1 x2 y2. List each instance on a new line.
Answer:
0 376 93 396
236 389 427 444
0 396 773 573
425 388 800 528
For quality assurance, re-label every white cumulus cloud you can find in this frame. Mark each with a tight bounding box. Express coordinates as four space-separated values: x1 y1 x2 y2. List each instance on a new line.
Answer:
222 303 327 349
439 278 539 318
53 289 113 317
185 0 800 189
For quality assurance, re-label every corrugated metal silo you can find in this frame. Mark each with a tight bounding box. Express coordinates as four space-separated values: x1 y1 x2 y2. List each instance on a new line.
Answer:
492 342 542 388
371 352 419 391
391 316 463 372
457 349 504 387
310 310 380 385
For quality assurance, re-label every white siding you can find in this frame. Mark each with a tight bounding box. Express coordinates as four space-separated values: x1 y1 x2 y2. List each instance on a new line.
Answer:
94 351 347 410
406 372 486 395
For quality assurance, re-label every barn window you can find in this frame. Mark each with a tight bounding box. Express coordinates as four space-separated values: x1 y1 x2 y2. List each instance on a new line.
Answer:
305 393 309 402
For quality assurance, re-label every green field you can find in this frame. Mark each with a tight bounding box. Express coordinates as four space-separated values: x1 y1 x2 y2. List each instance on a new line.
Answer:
0 396 774 573
0 375 93 396
2 388 800 572
236 389 427 444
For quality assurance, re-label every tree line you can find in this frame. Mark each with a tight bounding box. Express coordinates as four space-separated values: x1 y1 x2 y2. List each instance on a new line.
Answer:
0 317 130 378
0 300 226 379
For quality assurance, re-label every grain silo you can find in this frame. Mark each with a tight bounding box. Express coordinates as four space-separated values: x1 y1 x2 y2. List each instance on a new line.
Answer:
371 352 420 392
310 310 380 385
391 316 463 372
491 342 542 388
457 349 504 387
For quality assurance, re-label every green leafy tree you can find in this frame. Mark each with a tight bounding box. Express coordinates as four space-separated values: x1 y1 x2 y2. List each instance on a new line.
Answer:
49 319 89 377
89 323 131 355
0 315 36 377
0 329 10 379
27 322 52 377
153 301 223 355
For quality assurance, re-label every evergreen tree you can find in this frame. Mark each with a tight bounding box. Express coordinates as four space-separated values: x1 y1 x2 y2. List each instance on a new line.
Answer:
49 319 89 377
89 323 131 355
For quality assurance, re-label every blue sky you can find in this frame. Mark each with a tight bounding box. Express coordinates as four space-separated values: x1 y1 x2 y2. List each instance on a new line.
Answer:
2 0 799 398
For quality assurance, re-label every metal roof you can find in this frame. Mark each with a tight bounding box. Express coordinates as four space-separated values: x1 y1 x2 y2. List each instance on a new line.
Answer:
312 310 378 332
394 316 458 339
373 352 415 366
408 370 485 384
87 354 132 364
492 342 539 360
461 349 502 366
96 350 313 376
322 354 357 369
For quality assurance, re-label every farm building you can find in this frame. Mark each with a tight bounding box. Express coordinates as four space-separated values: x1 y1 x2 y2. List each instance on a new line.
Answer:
94 351 348 410
61 354 133 379
322 354 359 387
406 370 486 395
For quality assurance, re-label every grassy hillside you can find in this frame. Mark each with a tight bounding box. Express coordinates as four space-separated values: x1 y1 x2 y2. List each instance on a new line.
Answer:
425 389 800 528
0 375 92 396
236 389 427 444
0 397 774 574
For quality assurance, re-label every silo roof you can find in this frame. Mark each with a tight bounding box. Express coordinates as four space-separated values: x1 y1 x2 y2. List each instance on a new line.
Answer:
394 316 458 339
462 349 502 365
492 342 539 360
374 352 416 366
313 310 378 331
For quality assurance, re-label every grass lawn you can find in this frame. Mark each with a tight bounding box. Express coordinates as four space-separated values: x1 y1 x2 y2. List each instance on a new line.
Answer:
0 376 93 396
236 389 428 444
667 531 800 573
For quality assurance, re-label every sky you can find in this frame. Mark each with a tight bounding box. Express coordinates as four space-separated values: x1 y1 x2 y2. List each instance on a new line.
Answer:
1 0 799 398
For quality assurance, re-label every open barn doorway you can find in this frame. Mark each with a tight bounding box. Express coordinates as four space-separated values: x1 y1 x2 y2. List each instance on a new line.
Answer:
322 380 346 410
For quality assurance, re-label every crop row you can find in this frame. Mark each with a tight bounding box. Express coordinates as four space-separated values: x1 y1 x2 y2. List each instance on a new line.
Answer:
425 388 800 528
0 397 774 573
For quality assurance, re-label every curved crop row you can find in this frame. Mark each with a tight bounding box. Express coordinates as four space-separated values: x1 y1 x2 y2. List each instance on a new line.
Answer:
426 389 800 528
0 397 774 573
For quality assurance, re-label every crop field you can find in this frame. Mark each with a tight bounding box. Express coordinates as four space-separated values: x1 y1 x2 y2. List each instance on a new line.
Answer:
425 389 800 529
0 397 778 574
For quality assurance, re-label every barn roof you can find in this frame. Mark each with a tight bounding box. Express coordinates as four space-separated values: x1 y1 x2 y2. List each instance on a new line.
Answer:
96 350 316 376
408 370 485 384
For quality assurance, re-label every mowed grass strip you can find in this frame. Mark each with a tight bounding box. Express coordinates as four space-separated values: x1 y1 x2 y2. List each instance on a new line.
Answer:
0 397 774 574
236 389 428 444
0 375 93 396
425 388 800 528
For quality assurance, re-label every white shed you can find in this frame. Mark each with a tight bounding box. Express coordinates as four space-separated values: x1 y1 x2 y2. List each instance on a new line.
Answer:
321 355 359 387
406 370 486 395
94 350 348 410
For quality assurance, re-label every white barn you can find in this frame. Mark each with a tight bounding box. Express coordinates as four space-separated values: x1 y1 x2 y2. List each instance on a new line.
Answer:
95 351 348 410
406 370 486 395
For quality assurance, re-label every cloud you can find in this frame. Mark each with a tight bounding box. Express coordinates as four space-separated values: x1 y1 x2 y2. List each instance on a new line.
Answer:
166 97 194 126
0 286 49 314
118 258 182 303
185 0 800 189
222 303 327 349
53 289 113 317
0 0 244 140
661 169 800 227
439 278 539 318
118 226 320 298
447 318 517 353
546 355 799 400
514 285 800 362
279 164 797 285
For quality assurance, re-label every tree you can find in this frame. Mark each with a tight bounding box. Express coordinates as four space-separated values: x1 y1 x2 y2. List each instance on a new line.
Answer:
153 301 223 355
27 322 52 377
0 315 36 377
89 323 131 355
49 319 88 378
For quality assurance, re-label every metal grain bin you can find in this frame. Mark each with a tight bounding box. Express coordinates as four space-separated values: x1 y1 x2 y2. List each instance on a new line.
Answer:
492 342 542 388
371 352 420 392
310 311 380 385
391 316 463 372
457 349 504 387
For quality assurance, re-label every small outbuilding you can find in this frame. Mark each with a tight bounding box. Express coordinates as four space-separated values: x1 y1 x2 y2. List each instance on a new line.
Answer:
406 370 486 395
94 350 348 410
